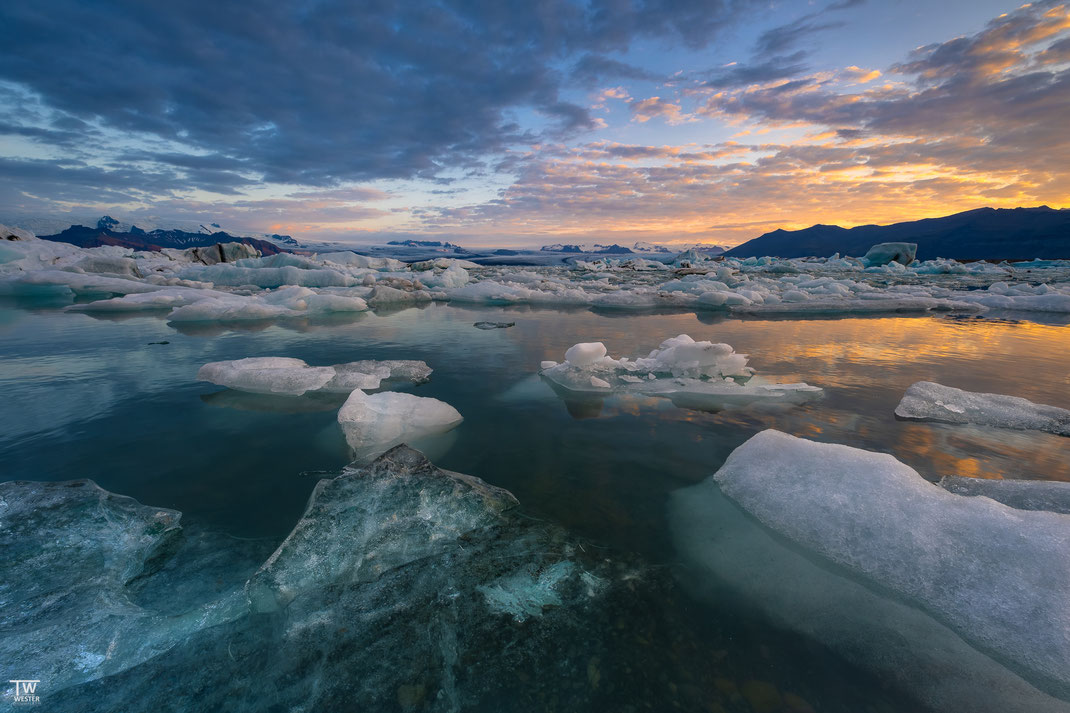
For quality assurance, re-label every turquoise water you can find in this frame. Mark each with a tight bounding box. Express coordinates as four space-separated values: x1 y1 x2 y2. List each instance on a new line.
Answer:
2 299 1069 711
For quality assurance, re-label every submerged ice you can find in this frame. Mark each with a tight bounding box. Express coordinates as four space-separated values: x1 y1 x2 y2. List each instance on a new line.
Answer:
5 447 711 713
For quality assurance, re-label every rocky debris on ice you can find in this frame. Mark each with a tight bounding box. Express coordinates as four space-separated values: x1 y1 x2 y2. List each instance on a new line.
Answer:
682 429 1070 704
198 357 432 396
895 381 1070 436
939 476 1070 515
183 242 260 265
0 223 35 241
336 389 463 460
540 335 821 408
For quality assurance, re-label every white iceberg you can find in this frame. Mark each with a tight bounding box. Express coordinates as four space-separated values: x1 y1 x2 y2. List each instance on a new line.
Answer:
336 389 463 460
198 357 337 396
541 335 821 408
895 381 1070 436
198 357 432 395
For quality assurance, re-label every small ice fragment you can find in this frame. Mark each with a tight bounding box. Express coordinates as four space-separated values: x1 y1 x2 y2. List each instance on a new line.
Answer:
590 376 611 389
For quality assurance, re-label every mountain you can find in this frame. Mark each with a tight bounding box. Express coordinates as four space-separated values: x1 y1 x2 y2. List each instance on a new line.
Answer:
724 207 1070 261
38 224 288 255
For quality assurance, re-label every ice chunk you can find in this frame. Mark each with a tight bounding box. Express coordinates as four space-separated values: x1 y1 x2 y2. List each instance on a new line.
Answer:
895 381 1070 436
862 242 917 266
0 480 246 696
320 359 432 392
336 389 463 460
541 336 820 412
199 357 431 395
671 467 1069 713
939 476 1070 515
564 341 607 367
68 287 230 312
706 429 1070 701
197 357 336 396
473 321 515 329
246 445 516 612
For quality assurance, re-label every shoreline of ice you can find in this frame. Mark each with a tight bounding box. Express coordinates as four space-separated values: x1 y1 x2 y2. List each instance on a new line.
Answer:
3 226 1069 328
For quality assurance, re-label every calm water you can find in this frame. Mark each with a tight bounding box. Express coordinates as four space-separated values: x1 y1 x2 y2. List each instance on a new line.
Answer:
2 299 1069 710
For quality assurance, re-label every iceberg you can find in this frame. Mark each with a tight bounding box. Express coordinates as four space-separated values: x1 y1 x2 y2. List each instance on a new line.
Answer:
198 357 432 395
541 335 821 409
197 357 336 396
895 381 1070 436
862 242 917 266
679 429 1070 705
336 389 463 460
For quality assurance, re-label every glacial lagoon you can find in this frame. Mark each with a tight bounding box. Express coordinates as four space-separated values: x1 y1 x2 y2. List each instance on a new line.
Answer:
2 296 1069 712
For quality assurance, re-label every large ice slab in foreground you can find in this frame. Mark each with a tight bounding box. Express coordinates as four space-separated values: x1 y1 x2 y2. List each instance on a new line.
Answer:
895 381 1070 436
541 334 821 409
47 447 687 713
692 429 1070 703
336 389 462 461
197 357 432 396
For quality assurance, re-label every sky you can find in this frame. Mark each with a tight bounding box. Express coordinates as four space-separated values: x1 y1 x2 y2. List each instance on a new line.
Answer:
1 0 1068 247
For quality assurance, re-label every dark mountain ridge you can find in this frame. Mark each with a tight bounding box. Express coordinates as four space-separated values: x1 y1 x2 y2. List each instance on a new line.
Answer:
38 224 288 256
724 207 1070 261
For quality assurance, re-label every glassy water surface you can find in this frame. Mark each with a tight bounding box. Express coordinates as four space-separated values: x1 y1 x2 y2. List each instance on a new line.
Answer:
2 300 1068 711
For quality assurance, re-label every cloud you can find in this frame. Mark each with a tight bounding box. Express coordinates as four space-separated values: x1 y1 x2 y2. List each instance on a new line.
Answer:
630 96 695 124
403 4 1070 246
753 0 863 55
571 54 661 86
0 0 755 195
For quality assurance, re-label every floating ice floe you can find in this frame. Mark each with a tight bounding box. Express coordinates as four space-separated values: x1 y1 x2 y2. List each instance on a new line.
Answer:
540 335 821 410
939 475 1070 515
336 389 462 460
673 430 1070 710
198 357 432 396
895 381 1070 436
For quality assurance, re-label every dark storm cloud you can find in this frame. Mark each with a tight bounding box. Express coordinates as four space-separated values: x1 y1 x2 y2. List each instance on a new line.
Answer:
0 0 754 193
